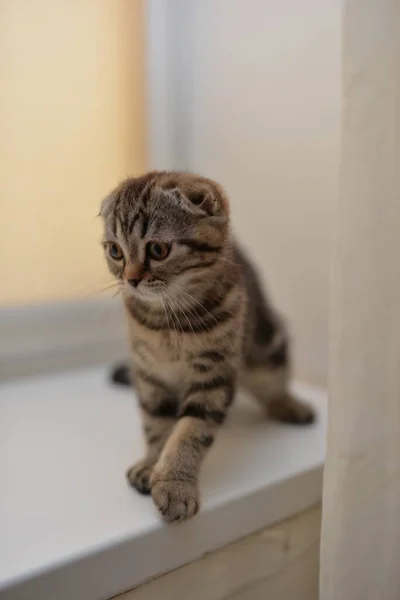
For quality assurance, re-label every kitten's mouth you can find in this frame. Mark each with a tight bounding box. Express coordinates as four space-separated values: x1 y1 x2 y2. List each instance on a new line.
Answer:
124 279 163 299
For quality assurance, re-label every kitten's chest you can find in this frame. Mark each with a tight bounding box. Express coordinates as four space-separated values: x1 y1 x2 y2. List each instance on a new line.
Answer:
132 331 182 366
129 326 194 385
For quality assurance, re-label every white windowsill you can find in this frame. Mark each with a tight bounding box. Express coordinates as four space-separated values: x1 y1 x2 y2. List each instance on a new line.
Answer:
0 366 326 600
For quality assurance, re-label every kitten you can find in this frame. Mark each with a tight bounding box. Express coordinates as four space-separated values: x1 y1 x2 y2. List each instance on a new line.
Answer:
100 171 314 523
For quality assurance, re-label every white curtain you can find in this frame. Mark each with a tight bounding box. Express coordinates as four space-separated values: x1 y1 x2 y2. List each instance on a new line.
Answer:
320 1 400 599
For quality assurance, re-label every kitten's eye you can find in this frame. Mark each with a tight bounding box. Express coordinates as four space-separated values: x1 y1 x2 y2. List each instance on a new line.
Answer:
147 241 170 261
108 242 123 261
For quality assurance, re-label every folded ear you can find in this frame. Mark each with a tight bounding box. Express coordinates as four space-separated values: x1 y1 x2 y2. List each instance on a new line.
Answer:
176 182 230 217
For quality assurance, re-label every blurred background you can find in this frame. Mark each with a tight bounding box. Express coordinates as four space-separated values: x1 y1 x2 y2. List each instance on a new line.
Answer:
0 1 147 304
4 5 400 599
0 0 340 386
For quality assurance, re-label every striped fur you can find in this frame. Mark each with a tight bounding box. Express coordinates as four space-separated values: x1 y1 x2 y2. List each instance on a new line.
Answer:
100 171 314 522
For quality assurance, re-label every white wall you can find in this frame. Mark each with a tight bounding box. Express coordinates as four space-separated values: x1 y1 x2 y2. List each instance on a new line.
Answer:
168 0 341 385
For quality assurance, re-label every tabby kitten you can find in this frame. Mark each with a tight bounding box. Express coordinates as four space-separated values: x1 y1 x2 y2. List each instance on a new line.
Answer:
100 171 314 523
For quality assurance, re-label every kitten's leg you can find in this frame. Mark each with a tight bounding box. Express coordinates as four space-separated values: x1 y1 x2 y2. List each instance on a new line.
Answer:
240 365 315 424
150 378 234 522
126 374 177 495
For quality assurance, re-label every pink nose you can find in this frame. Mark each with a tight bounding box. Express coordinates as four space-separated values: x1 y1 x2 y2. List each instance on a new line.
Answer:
124 263 143 281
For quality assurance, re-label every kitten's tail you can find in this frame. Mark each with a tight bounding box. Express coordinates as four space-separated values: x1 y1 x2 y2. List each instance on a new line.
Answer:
110 363 132 386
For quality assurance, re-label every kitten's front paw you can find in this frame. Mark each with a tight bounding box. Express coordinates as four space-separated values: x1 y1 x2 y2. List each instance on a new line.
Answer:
150 476 199 523
126 460 154 495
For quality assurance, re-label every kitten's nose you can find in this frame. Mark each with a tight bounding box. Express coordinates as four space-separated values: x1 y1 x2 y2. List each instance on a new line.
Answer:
128 277 142 288
125 262 143 287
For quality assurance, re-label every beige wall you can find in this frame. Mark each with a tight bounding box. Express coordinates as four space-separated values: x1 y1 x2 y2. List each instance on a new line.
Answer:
0 0 147 306
188 0 340 386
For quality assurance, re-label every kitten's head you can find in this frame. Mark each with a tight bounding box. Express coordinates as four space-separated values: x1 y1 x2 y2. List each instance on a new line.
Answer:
100 171 230 301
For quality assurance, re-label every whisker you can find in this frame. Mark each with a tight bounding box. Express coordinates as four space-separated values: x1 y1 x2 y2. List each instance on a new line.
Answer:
100 282 123 293
161 287 184 334
111 287 123 300
162 288 185 333
218 258 241 267
166 290 198 335
167 298 185 335
168 289 206 334
159 287 176 331
72 280 122 296
168 282 220 326
159 294 171 333
167 282 214 334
